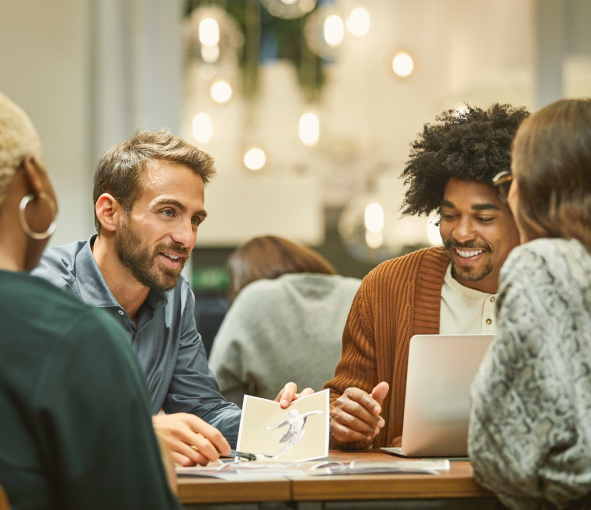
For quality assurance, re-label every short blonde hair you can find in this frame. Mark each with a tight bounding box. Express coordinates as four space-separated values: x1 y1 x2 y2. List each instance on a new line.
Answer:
0 92 43 207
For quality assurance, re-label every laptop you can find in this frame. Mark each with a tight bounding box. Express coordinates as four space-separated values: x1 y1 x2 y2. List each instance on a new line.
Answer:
386 334 493 458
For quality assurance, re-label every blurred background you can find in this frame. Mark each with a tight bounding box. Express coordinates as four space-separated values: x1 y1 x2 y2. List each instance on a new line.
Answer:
1 0 590 352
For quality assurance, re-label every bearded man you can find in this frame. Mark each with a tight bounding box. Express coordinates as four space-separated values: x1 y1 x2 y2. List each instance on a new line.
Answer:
325 104 529 450
33 130 310 465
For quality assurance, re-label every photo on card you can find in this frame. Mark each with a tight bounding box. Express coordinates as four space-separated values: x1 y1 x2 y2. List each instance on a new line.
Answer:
237 389 329 462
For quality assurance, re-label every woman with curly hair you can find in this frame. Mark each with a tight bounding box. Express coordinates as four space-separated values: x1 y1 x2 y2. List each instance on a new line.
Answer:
470 99 591 509
326 103 529 450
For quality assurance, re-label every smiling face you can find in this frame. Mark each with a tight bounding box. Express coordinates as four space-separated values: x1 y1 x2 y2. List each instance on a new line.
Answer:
115 160 206 291
439 178 520 294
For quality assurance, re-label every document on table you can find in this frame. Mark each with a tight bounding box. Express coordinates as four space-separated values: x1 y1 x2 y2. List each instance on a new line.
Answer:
176 459 449 480
236 390 330 462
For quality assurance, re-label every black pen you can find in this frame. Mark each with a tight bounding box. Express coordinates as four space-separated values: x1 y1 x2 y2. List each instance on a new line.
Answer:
225 450 257 461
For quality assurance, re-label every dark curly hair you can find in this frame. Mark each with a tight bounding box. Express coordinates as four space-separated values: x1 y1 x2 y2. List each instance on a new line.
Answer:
401 103 529 217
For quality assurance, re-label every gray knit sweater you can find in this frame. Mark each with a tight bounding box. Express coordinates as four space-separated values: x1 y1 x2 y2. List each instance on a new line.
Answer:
469 238 591 510
209 273 361 406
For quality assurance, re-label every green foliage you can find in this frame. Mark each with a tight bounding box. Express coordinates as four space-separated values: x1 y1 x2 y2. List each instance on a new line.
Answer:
186 0 325 101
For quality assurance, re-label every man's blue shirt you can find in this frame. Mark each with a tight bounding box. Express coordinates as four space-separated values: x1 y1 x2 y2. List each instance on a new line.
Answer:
32 235 241 446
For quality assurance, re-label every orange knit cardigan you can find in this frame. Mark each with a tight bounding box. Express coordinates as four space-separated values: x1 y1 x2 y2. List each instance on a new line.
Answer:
324 247 450 449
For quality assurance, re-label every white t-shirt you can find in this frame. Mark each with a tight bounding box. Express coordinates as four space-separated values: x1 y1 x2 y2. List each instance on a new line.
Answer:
439 264 498 335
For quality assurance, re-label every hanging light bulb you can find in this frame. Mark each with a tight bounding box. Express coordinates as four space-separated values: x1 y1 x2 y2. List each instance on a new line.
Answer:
201 45 219 63
186 7 244 66
244 148 266 171
364 203 384 233
365 230 383 249
347 8 370 36
324 15 344 46
299 113 320 146
199 18 220 47
261 0 316 20
364 203 384 249
211 81 233 103
193 113 213 143
392 52 414 77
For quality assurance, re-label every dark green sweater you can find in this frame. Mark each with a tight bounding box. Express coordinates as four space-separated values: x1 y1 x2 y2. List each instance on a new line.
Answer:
0 270 180 510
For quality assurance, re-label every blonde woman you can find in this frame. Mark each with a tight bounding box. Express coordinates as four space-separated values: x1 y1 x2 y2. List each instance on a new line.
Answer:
0 93 179 509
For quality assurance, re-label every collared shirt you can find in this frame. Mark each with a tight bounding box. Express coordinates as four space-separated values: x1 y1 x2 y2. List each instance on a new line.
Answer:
32 235 241 446
440 264 497 335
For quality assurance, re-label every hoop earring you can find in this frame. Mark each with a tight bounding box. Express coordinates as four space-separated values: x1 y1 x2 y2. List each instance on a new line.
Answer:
19 193 57 240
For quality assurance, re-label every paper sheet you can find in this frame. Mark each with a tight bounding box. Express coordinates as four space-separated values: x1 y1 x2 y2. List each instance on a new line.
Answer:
176 459 446 480
236 390 330 462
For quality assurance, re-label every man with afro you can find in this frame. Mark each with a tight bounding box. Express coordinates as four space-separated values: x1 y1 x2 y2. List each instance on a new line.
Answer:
325 103 529 449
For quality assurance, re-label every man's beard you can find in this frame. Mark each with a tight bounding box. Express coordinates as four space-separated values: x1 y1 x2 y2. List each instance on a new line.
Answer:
115 218 190 291
444 238 493 283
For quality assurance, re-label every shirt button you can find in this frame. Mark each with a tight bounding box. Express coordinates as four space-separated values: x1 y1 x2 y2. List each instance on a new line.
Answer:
486 318 492 325
490 297 496 303
118 310 124 316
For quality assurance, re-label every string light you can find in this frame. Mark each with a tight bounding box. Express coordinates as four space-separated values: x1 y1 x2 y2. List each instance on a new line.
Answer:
364 203 384 233
299 113 320 146
211 81 232 103
365 230 383 249
324 15 344 46
199 18 220 47
201 45 219 63
244 148 266 171
347 8 370 36
193 113 213 143
392 53 414 77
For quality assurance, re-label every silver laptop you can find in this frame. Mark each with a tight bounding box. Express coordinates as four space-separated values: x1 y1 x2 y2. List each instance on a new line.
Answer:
388 334 493 457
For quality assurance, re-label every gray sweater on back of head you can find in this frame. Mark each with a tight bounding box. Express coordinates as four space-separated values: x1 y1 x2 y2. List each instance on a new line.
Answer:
209 273 361 406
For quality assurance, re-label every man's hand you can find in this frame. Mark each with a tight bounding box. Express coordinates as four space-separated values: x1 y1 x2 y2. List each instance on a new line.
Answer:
274 382 315 408
152 413 230 467
330 382 389 446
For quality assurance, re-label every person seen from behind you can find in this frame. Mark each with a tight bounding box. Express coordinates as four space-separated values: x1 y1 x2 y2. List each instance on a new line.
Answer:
0 93 180 509
469 98 591 510
209 235 361 406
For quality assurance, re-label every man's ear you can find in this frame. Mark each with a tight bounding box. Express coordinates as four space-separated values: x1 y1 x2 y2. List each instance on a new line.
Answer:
95 194 124 233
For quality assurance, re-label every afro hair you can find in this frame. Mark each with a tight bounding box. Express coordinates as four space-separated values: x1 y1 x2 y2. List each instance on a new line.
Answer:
401 103 529 217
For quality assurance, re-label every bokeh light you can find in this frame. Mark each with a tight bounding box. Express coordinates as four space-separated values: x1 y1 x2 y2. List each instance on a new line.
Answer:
392 53 414 77
364 203 384 233
199 18 220 47
201 45 219 63
193 113 213 143
244 148 266 171
211 81 233 103
347 8 370 36
299 113 320 146
324 15 344 46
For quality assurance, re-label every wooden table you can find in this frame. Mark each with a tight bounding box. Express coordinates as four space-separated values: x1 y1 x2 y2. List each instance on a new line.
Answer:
179 450 505 509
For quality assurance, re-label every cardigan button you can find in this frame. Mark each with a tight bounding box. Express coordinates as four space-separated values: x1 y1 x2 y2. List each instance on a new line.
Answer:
486 318 492 325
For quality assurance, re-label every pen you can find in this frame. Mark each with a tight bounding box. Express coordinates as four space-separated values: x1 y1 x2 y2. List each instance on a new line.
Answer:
224 450 257 461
